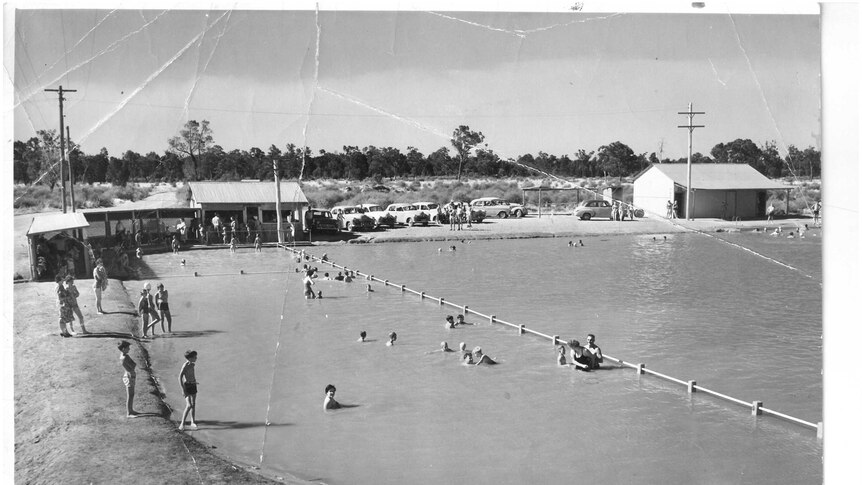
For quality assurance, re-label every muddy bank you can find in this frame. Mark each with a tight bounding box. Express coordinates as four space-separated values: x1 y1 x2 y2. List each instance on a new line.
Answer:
13 279 307 484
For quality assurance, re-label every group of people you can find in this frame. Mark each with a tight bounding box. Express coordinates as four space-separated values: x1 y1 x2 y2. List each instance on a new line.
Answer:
444 201 474 231
54 257 112 337
612 201 635 221
137 281 173 338
558 334 603 370
119 341 199 431
666 200 679 219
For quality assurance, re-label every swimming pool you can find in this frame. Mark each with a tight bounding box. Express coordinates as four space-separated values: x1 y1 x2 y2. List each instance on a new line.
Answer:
142 233 822 484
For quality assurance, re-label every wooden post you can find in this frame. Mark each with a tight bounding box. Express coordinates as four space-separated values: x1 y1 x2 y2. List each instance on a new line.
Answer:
518 324 525 335
384 280 389 286
636 363 645 374
439 298 444 305
552 335 559 345
687 380 697 393
400 285 405 292
490 315 495 324
420 292 425 299
751 401 763 416
463 305 469 314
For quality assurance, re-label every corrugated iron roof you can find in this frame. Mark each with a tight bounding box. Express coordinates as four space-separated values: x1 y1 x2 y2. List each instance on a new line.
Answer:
638 163 789 190
27 212 90 236
187 181 309 204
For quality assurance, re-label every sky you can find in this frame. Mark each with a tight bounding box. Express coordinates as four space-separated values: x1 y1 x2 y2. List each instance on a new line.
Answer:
10 6 821 162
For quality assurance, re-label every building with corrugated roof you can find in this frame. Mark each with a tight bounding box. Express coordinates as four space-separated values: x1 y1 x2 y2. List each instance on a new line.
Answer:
632 163 790 219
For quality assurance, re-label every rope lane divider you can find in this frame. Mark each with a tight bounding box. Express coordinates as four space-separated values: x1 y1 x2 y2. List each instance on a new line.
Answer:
278 244 822 438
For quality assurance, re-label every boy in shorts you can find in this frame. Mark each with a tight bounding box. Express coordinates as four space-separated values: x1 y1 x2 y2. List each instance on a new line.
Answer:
178 350 198 430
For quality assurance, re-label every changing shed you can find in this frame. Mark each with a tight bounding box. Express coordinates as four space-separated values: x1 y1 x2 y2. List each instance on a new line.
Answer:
632 163 790 219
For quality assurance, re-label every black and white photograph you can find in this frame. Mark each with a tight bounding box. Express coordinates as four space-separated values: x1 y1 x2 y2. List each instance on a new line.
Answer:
4 1 859 484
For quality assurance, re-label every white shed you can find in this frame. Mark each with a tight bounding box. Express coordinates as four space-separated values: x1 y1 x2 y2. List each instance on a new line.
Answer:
632 163 790 219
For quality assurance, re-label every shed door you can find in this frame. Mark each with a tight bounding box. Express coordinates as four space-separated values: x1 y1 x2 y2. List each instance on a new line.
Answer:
725 191 737 219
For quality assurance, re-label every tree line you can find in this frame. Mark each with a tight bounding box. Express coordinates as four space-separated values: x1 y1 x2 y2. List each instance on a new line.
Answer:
13 120 821 187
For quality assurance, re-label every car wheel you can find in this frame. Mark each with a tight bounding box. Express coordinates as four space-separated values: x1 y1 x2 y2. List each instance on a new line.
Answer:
345 222 352 232
407 218 413 226
513 209 523 217
582 213 592 221
498 211 509 219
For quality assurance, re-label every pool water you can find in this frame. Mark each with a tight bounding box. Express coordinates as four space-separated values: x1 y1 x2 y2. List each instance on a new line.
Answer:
142 233 822 484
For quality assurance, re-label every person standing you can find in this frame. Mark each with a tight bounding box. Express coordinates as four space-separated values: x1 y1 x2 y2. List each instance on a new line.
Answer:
65 275 88 334
666 200 673 219
672 200 679 219
155 283 172 333
93 258 108 314
812 201 821 226
766 203 775 223
583 334 603 369
138 289 152 338
178 350 199 430
118 341 139 417
56 275 74 337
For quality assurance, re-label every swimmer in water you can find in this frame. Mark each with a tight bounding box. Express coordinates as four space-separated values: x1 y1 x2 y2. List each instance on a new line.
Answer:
323 384 341 410
358 331 367 342
472 346 497 365
568 241 574 247
367 284 374 292
181 259 186 266
459 342 468 358
462 353 475 365
428 342 454 354
557 346 568 366
386 332 397 346
567 340 592 371
317 290 323 298
445 315 455 329
578 240 584 246
456 314 473 326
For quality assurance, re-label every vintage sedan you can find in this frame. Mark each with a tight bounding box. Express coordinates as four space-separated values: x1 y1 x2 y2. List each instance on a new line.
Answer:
385 203 431 226
470 197 528 218
413 201 443 224
330 205 376 232
358 204 398 228
573 199 613 220
303 208 340 232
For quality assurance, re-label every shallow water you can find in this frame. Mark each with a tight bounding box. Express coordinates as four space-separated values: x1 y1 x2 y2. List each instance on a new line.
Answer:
142 233 822 484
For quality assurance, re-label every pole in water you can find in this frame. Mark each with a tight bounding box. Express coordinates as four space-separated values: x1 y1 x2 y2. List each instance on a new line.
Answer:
687 380 697 394
518 324 525 335
751 401 763 416
636 363 645 374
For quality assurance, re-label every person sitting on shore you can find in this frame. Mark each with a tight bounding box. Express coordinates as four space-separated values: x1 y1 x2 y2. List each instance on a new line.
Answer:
472 346 497 365
583 334 603 369
567 340 592 371
324 384 341 410
386 332 397 346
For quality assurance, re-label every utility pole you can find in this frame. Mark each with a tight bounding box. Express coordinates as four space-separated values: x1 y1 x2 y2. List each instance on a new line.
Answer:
273 158 284 244
678 102 705 220
66 125 76 212
44 85 77 213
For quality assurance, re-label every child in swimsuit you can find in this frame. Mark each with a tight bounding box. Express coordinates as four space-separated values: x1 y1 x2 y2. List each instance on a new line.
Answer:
119 340 138 417
178 350 198 430
324 384 341 410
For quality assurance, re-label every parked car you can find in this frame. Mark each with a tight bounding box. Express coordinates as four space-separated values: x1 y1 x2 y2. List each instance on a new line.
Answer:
330 205 376 232
385 203 431 226
358 204 398 228
413 201 443 224
303 208 340 232
573 199 613 220
438 203 486 224
470 197 527 218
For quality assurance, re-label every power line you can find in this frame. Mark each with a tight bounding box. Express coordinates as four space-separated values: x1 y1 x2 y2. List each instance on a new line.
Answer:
677 102 705 220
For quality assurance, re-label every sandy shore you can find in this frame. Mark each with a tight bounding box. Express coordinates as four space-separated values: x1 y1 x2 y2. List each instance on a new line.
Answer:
12 211 813 483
